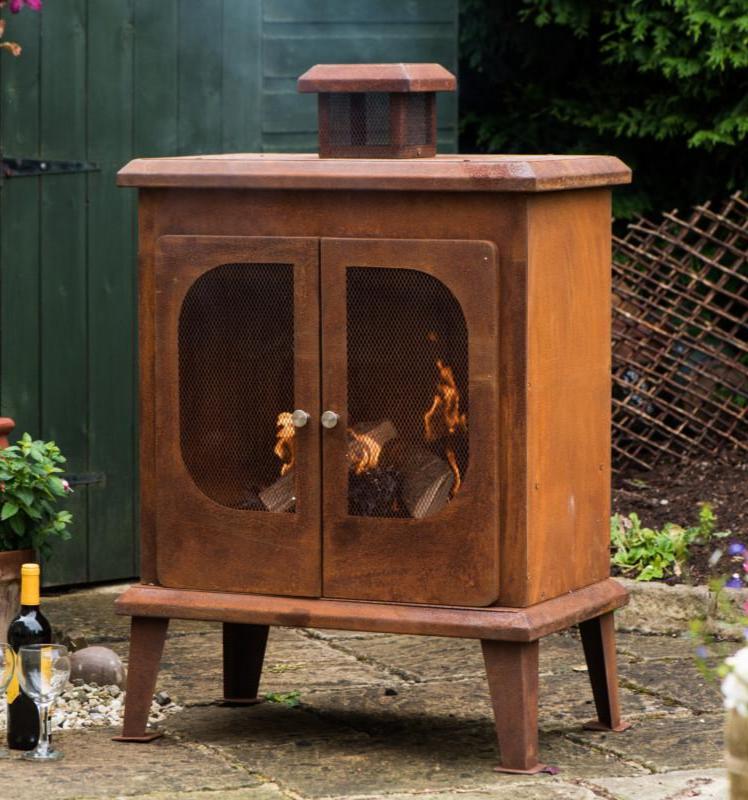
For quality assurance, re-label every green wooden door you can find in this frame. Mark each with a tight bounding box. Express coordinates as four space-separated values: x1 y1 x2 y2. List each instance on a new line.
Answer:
0 0 457 586
0 0 263 585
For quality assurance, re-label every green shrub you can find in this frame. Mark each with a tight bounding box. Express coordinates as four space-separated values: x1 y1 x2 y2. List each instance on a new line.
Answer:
611 502 730 581
460 0 748 217
0 433 73 557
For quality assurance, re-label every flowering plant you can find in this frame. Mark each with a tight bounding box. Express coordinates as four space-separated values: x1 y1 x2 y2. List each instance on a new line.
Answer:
0 434 73 557
723 648 748 718
0 0 42 58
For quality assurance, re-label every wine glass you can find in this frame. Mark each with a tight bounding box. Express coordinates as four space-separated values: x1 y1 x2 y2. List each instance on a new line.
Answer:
0 644 15 759
17 644 70 761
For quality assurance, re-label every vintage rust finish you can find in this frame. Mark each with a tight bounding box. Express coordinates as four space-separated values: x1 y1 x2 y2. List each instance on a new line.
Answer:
116 63 632 772
118 153 631 192
115 580 628 642
580 612 631 732
298 63 455 159
297 63 456 93
113 616 169 742
222 623 268 705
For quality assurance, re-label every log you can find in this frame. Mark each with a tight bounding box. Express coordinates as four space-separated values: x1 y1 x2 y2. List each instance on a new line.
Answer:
347 419 398 474
396 445 455 519
348 465 403 517
259 471 296 513
258 419 399 514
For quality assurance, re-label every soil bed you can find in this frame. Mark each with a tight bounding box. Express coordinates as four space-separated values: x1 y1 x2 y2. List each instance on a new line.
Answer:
612 452 748 585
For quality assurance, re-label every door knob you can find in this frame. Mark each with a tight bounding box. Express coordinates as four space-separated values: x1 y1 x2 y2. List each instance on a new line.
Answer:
321 410 340 429
291 409 310 428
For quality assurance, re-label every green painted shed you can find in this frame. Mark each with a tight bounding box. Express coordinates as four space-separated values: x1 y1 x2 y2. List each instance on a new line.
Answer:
0 0 459 585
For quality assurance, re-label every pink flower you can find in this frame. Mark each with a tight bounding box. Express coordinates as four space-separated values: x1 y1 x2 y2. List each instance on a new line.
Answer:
61 478 71 493
8 0 42 12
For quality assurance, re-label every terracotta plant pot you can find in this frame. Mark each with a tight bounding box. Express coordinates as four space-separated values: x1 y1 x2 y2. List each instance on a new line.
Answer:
0 418 34 635
727 709 748 799
0 548 34 637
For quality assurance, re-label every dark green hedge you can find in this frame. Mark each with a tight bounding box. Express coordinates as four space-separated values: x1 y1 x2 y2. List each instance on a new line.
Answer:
459 1 748 217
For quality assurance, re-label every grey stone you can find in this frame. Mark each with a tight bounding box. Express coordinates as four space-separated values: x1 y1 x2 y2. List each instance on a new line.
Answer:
355 787 600 800
566 713 725 773
620 659 722 714
128 627 398 708
102 788 287 800
0 729 262 799
589 768 727 800
69 646 126 688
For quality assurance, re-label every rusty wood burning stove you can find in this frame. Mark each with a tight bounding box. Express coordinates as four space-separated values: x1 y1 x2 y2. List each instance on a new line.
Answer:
114 64 632 774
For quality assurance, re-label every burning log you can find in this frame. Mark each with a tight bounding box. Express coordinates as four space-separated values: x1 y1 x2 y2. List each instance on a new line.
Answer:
395 445 455 519
259 471 296 513
347 419 398 473
348 464 402 517
259 419 400 514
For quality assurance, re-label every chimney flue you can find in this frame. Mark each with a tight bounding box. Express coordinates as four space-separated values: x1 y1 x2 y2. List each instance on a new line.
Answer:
297 63 456 159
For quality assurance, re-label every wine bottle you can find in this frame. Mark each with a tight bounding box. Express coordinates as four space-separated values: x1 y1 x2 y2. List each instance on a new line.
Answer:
7 563 52 750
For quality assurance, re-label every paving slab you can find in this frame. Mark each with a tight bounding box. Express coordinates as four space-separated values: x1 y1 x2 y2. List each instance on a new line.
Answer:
588 768 727 800
323 631 587 684
165 703 642 797
44 590 215 643
108 627 396 708
0 729 259 799
566 713 725 773
298 672 681 739
337 785 601 800
91 787 288 800
616 631 699 662
620 659 722 714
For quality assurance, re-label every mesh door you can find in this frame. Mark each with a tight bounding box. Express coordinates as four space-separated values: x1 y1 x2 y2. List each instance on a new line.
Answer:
178 263 296 512
346 267 469 519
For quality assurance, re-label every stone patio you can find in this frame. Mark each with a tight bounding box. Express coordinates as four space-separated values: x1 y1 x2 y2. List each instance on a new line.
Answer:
0 586 727 799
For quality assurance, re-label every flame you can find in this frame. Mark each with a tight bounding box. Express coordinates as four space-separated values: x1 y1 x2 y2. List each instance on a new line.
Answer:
445 447 461 495
424 359 467 442
423 339 467 498
274 412 295 476
348 429 382 475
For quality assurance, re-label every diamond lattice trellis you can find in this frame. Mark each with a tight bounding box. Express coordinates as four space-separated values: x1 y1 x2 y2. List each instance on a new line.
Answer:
612 192 748 472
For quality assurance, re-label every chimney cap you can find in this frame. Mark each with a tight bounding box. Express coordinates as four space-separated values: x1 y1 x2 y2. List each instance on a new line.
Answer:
298 63 456 94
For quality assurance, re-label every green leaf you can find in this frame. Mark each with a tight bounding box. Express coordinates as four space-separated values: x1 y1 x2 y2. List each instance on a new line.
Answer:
1 501 18 521
8 513 25 537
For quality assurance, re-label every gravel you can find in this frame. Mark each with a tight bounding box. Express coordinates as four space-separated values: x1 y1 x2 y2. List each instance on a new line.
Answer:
0 681 182 731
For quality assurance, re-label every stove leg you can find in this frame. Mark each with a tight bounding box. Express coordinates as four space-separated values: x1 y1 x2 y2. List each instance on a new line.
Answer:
113 616 169 742
579 612 631 732
482 639 548 774
221 622 268 705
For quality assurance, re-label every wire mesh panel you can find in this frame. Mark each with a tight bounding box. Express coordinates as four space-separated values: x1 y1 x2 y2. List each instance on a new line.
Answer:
178 263 296 511
345 267 469 518
612 192 748 471
328 92 391 147
404 92 433 146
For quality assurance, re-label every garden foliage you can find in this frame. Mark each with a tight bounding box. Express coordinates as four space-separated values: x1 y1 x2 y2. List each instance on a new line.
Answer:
611 502 729 581
0 434 73 556
460 0 748 217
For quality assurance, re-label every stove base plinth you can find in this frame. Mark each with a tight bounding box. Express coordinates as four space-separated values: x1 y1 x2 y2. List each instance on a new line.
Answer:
113 579 629 774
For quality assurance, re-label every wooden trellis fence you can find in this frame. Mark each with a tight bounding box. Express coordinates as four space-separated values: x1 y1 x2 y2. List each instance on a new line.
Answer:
611 192 748 472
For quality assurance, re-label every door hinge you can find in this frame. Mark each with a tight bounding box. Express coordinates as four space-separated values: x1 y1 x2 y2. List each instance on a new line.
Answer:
1 157 99 178
63 472 106 488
